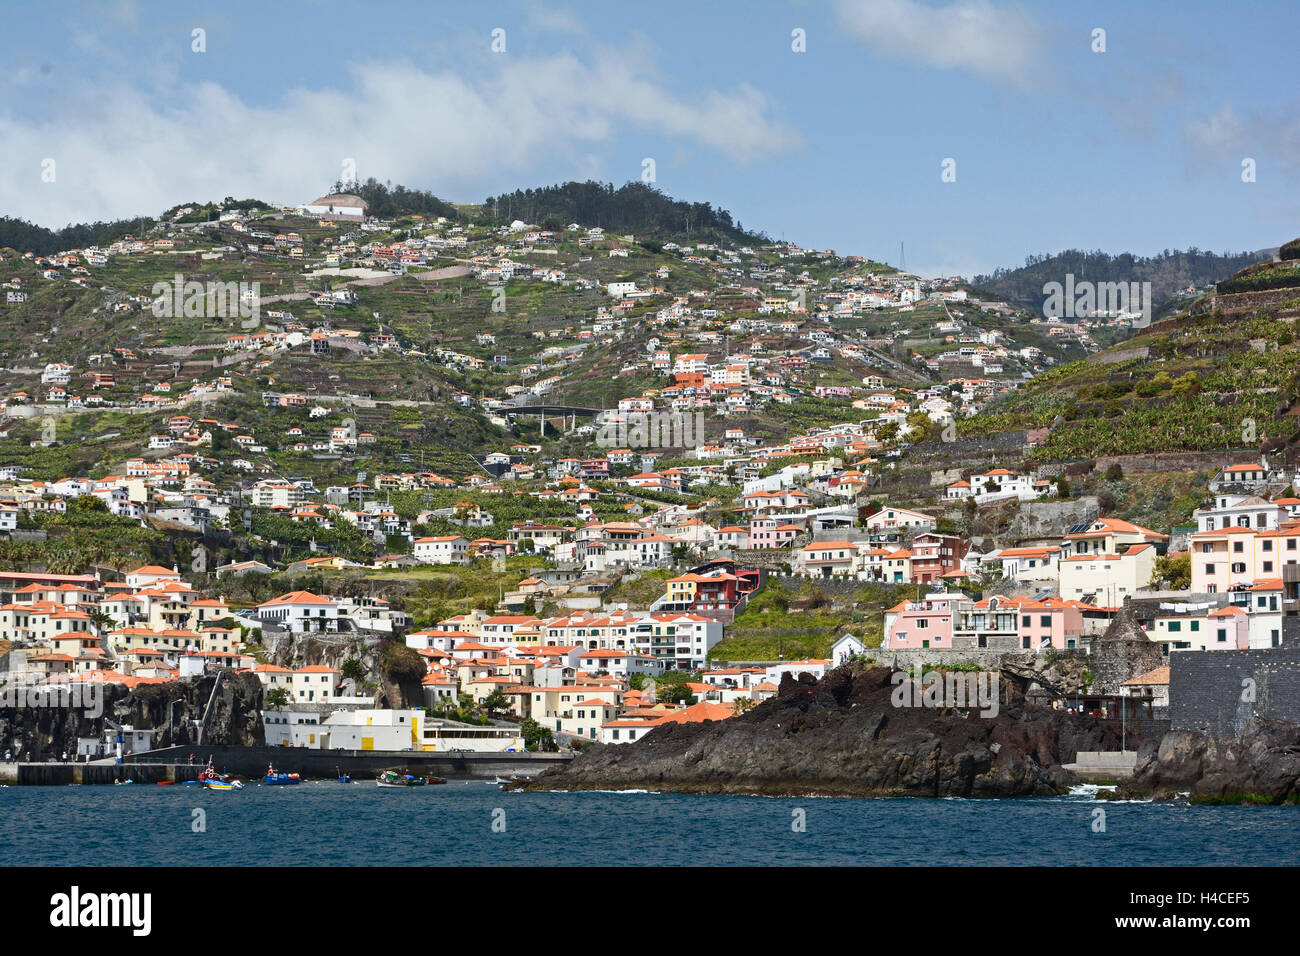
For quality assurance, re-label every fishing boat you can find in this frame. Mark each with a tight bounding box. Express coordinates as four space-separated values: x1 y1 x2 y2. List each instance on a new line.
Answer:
337 767 352 783
376 769 431 787
114 779 134 786
264 763 302 786
198 759 242 789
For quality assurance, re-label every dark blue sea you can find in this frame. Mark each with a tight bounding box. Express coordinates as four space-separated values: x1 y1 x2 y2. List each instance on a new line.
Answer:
2 781 1297 866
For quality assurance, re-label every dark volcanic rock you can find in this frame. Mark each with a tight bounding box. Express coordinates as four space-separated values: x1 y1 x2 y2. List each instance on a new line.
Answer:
0 670 264 759
1119 717 1300 804
528 664 1128 798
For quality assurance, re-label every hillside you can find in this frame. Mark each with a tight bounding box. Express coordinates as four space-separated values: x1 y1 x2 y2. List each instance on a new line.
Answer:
956 239 1300 461
970 246 1267 318
479 180 767 245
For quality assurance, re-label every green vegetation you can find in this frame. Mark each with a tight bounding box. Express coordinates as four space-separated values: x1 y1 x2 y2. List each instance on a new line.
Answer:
480 180 768 244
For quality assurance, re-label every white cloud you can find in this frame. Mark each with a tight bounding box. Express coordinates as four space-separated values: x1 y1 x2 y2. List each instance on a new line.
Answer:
0 53 800 226
833 0 1043 87
1185 103 1300 176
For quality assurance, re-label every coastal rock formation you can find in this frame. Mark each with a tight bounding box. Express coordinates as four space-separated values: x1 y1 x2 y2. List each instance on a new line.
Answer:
527 663 1129 798
1119 716 1300 804
0 671 264 760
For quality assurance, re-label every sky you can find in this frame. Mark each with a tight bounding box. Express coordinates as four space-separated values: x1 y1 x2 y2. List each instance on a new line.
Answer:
1 0 1296 277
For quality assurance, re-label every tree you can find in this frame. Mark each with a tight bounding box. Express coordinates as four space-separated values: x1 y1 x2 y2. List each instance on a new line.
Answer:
521 718 555 752
481 689 509 717
1105 463 1124 481
341 657 367 682
265 687 290 707
1149 553 1191 590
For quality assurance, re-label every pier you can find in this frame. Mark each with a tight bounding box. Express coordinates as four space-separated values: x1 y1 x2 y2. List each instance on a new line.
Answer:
128 745 572 782
3 761 203 786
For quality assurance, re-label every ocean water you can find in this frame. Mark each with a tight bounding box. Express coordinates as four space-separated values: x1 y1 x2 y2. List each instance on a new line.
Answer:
1 781 1296 866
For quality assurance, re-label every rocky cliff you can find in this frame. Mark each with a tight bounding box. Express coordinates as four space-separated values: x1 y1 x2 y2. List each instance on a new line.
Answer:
0 671 264 759
1118 717 1300 804
527 663 1130 798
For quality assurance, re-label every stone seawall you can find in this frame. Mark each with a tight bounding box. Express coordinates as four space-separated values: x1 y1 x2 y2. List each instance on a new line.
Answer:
1169 646 1300 737
124 744 573 780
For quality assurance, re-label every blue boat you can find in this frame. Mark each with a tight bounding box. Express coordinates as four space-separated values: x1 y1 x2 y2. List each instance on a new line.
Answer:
264 763 302 786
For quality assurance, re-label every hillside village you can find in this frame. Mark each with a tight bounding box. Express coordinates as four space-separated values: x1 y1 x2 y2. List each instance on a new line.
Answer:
2 189 1299 758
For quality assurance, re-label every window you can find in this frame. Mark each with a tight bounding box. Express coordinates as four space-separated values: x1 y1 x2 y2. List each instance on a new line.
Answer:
1040 616 1052 628
1167 621 1181 632
1217 629 1227 643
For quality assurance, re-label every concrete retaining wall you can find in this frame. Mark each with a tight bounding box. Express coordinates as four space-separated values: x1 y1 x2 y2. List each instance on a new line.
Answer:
124 744 573 780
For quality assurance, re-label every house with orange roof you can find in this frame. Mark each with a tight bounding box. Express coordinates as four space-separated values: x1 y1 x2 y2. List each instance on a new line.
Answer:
1122 665 1170 710
1059 543 1159 603
125 564 181 589
412 535 468 565
256 591 340 633
1209 461 1272 493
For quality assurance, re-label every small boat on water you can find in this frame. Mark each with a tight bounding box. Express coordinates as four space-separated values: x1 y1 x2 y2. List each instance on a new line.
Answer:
198 759 243 790
337 767 352 783
265 763 302 786
377 769 442 787
114 779 134 786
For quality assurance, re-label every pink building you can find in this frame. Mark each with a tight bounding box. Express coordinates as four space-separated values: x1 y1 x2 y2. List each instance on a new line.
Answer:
1015 597 1084 650
882 594 962 649
748 517 801 549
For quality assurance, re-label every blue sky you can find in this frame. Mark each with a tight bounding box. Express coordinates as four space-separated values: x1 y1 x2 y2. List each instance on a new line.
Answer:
1 0 1296 276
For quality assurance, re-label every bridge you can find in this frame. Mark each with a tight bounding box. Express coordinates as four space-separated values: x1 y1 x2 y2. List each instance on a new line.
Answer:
505 404 601 416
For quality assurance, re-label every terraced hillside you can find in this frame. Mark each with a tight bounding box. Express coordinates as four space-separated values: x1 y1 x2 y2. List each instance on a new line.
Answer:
959 239 1300 462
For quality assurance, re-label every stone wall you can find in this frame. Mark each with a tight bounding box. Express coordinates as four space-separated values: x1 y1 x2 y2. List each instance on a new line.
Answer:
1209 288 1300 314
1169 646 1300 736
1085 346 1150 365
1004 496 1100 543
1090 609 1165 695
852 646 1089 670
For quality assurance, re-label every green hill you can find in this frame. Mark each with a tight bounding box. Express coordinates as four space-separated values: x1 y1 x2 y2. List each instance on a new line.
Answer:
959 240 1300 461
970 246 1267 318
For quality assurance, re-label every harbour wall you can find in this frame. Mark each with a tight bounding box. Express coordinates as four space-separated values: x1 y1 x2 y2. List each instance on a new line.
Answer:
123 744 574 780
